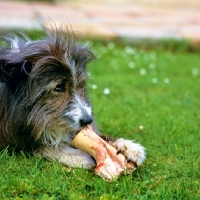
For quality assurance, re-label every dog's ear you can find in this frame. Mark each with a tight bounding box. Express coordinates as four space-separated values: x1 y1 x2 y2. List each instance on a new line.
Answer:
0 60 32 83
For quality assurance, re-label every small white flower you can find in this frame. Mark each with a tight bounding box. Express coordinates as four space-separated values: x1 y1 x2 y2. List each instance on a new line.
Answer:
149 63 156 70
152 77 158 84
191 68 199 75
91 84 97 89
140 68 147 76
164 78 170 84
139 125 144 130
128 62 135 69
107 42 115 50
103 88 110 95
124 46 135 55
150 51 156 60
87 72 91 77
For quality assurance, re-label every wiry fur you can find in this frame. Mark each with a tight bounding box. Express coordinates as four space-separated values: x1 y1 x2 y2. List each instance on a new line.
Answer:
0 26 145 169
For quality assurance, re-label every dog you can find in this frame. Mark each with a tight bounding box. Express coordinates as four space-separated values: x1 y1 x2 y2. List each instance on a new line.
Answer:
0 26 145 169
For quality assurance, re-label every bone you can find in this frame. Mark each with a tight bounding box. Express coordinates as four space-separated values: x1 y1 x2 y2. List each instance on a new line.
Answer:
72 125 136 180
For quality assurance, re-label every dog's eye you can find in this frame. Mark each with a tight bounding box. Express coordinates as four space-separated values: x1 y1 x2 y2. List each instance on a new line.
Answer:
54 83 65 92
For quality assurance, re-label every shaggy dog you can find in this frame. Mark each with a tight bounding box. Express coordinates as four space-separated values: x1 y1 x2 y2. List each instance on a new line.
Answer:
0 27 145 169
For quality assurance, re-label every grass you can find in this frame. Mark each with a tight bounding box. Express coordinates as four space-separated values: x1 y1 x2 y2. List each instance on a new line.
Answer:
0 30 200 199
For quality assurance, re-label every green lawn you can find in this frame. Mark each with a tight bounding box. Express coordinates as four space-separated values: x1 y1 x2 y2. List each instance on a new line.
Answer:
0 31 200 199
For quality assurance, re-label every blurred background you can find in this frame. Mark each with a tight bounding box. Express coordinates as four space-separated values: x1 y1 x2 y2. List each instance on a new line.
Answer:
0 2 200 198
0 0 200 48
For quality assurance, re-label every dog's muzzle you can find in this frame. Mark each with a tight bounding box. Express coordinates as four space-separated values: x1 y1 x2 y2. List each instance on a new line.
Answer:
79 115 93 127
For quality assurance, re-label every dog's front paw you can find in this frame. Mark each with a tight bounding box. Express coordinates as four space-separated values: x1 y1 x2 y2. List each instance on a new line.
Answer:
112 138 146 166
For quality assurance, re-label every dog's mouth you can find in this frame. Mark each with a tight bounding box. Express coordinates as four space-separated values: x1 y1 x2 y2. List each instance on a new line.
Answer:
76 125 90 135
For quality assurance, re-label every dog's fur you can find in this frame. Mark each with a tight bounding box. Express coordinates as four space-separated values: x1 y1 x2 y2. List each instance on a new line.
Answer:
0 26 145 169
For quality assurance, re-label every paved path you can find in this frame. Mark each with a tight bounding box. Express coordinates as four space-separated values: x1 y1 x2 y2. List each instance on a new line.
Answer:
0 1 200 46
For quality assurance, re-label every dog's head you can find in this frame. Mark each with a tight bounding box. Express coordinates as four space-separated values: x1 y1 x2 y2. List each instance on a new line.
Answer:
0 27 95 148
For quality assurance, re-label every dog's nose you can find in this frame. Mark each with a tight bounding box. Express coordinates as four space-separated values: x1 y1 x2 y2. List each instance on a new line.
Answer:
80 116 93 127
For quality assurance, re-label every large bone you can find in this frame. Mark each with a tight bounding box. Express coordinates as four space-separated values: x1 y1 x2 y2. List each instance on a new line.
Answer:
72 125 136 180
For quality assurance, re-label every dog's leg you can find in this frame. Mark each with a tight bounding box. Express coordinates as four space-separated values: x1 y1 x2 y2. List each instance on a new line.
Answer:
35 145 96 169
101 135 146 166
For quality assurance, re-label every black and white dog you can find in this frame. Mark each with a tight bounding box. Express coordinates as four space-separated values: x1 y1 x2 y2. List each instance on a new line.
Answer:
0 26 145 169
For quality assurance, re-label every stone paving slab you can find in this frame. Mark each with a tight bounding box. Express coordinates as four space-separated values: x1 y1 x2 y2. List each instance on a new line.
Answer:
0 1 200 45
